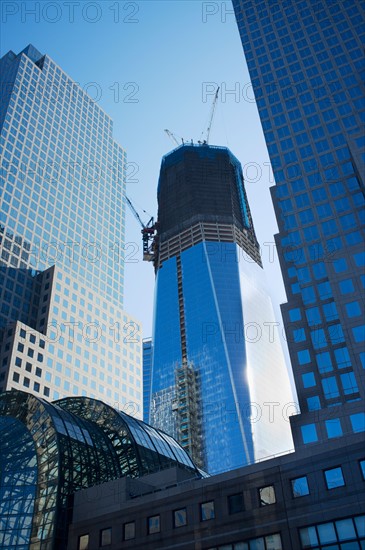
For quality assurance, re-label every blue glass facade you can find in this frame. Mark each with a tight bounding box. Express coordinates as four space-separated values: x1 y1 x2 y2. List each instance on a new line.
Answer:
149 144 294 474
142 338 152 422
232 0 365 447
0 45 142 406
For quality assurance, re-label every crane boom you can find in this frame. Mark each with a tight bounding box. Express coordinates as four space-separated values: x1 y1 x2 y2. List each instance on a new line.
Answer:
125 194 145 228
164 129 181 146
206 86 220 144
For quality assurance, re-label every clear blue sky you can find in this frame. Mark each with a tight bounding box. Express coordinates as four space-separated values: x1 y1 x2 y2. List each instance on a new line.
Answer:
1 1 287 344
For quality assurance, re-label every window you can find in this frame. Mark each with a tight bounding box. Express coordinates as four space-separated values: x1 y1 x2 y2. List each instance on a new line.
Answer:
78 534 89 550
173 508 187 527
345 301 361 318
100 528 111 546
291 476 310 497
299 515 365 549
352 325 365 343
301 423 318 444
322 377 339 399
316 352 333 373
15 357 22 367
307 396 321 411
148 515 160 534
360 460 365 481
302 372 316 388
334 347 351 368
200 501 215 521
123 522 135 541
350 412 365 433
12 372 20 383
259 485 276 506
325 418 342 439
23 377 30 388
298 349 311 365
339 278 354 294
340 372 358 395
227 493 244 514
324 467 345 489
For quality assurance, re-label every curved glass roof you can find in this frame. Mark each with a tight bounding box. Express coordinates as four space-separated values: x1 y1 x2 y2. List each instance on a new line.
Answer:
56 396 198 474
0 390 201 550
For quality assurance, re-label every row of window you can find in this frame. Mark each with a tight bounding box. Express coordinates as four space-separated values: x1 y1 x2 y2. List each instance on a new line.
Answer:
78 463 365 548
301 416 365 444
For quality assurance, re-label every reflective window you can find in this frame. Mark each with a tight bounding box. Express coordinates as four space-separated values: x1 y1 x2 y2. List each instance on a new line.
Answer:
298 349 311 365
350 412 365 433
299 515 365 548
100 527 111 546
352 325 365 343
340 372 358 395
301 424 318 444
302 372 316 388
325 418 342 439
345 301 361 318
360 460 365 481
334 347 351 368
305 307 321 326
316 352 333 373
78 534 89 550
259 485 276 506
322 377 339 399
307 396 321 411
148 515 160 534
339 278 354 294
291 476 310 497
324 467 345 489
123 522 135 541
201 501 215 521
174 508 187 527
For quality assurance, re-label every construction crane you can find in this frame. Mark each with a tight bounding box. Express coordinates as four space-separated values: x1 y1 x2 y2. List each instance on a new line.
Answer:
124 194 156 262
199 86 220 145
164 129 183 146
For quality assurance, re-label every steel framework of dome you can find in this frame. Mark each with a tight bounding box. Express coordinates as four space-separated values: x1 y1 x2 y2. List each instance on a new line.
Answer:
0 390 201 549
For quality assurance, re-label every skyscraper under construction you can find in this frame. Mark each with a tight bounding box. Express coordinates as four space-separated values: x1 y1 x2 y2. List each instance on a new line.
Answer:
147 143 294 475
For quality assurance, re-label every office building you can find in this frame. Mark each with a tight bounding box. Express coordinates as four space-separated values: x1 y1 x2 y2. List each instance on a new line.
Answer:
148 143 294 474
232 0 365 447
0 390 201 549
68 429 365 550
142 338 152 422
0 45 142 409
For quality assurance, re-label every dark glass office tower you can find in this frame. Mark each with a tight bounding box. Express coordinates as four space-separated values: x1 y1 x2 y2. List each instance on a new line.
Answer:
148 144 294 474
233 1 365 447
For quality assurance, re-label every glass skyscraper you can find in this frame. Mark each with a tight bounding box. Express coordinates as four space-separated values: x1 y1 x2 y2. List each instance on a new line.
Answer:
142 337 152 422
0 45 142 410
148 143 294 474
233 0 365 447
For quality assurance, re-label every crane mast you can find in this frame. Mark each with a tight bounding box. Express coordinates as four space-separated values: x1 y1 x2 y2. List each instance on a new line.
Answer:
124 194 157 262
